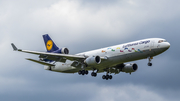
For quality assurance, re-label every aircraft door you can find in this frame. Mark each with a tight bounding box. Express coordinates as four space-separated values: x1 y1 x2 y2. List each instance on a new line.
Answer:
150 40 154 51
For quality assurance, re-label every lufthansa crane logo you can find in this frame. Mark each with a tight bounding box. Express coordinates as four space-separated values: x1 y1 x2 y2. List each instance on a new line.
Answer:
46 40 53 51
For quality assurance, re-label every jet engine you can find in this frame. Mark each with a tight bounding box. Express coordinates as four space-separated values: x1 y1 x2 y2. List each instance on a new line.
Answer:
53 48 69 54
115 63 138 73
44 66 51 70
122 63 138 73
60 48 69 54
84 56 101 66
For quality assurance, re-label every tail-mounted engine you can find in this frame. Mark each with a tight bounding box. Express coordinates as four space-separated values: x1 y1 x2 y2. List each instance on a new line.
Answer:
52 47 69 54
60 48 69 54
39 47 69 62
84 56 101 66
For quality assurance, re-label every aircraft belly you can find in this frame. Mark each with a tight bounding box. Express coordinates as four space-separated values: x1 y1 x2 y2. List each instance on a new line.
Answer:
51 62 78 73
151 48 169 56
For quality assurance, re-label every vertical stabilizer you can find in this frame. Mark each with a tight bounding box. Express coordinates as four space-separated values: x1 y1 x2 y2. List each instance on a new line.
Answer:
43 34 59 52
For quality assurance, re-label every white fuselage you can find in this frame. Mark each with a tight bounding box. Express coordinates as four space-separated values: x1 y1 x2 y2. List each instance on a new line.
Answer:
45 38 170 73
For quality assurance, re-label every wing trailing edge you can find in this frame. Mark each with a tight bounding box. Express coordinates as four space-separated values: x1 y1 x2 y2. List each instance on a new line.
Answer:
26 58 55 66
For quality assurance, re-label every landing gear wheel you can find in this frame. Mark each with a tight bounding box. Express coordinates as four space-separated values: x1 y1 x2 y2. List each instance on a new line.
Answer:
106 75 109 79
102 75 106 79
82 70 85 75
91 72 93 76
147 57 153 66
94 73 97 77
102 75 113 80
148 63 152 66
105 76 109 80
109 75 112 79
78 70 82 75
79 70 89 75
85 70 88 75
91 72 97 77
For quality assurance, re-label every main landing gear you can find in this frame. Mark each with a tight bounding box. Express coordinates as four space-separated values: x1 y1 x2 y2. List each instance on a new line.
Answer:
102 75 112 80
91 69 98 77
148 57 153 66
102 71 112 80
91 72 97 77
78 69 113 80
78 70 88 75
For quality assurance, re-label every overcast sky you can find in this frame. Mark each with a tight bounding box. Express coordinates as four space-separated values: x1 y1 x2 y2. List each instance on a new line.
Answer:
0 0 180 101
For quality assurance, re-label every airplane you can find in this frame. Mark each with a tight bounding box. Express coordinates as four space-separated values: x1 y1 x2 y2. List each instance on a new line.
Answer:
11 34 170 80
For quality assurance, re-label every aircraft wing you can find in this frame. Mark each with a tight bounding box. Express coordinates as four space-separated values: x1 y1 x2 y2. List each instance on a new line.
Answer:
11 43 86 61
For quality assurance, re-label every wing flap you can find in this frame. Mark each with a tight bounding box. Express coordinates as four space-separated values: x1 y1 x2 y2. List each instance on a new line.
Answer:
26 58 55 66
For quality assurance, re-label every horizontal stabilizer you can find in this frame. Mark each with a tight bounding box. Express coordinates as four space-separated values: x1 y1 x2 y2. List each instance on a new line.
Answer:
26 58 55 66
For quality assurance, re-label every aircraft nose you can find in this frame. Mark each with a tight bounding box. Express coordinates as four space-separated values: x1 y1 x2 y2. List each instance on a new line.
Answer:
166 42 170 49
163 42 170 49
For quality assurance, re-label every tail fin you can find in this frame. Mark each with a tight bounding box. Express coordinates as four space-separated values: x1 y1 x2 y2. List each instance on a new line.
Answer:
43 34 59 52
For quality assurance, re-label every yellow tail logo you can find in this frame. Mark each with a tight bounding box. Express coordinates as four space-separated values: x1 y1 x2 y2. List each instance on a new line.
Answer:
46 40 53 51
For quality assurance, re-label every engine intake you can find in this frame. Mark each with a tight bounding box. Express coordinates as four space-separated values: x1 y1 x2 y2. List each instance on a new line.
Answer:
84 56 101 66
60 48 69 54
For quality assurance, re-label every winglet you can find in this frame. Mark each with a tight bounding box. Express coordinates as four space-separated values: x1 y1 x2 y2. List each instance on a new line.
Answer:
11 43 18 51
11 43 22 51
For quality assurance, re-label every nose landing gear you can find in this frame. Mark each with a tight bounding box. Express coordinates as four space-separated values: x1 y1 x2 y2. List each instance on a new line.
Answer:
148 63 152 66
148 57 153 66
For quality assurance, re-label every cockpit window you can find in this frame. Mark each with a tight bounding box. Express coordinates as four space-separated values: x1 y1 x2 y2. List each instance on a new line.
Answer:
158 40 167 43
158 40 164 43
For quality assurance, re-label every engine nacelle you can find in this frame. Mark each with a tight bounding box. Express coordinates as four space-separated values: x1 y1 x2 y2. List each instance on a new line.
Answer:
84 56 101 66
60 48 69 54
122 63 138 73
53 48 69 54
44 66 51 70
